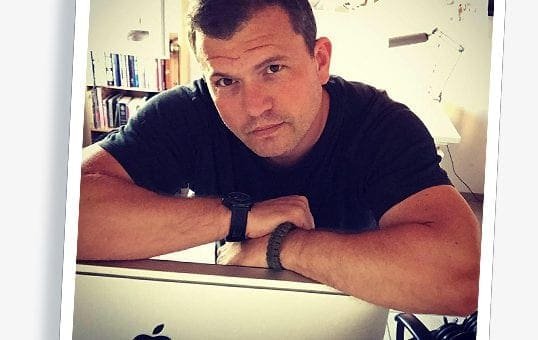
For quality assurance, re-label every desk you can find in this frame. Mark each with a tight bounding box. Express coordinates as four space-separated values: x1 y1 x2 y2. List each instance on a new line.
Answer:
413 102 461 147
73 260 388 340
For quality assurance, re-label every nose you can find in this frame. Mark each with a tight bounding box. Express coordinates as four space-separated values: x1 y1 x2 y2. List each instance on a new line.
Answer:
242 82 272 117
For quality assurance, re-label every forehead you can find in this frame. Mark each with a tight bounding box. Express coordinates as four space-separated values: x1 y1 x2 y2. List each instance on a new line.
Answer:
195 6 307 71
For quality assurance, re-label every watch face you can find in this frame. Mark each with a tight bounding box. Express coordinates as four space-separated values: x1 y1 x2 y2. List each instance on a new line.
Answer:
228 192 250 202
225 192 252 208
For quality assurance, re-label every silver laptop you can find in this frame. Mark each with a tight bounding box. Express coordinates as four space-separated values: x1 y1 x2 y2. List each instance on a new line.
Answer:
73 259 388 340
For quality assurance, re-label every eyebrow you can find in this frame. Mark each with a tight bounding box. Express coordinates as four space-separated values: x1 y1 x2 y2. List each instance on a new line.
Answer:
253 55 288 72
209 55 289 80
209 71 234 80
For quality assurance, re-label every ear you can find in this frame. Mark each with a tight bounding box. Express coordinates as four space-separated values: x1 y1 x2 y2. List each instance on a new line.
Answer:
313 37 332 85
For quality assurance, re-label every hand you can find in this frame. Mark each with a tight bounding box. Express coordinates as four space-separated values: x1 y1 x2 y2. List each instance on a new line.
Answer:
216 235 270 268
246 195 314 239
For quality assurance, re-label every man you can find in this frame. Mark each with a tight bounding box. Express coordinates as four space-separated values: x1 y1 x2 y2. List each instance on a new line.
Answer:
78 0 480 316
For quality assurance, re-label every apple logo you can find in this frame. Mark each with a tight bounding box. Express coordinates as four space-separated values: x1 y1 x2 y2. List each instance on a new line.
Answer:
133 323 171 340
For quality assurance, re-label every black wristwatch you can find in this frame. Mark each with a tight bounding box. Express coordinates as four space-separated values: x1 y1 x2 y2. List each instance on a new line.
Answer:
222 192 253 242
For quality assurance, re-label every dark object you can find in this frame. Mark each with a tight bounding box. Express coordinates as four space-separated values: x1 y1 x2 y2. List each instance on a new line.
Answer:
488 0 494 16
266 222 296 270
395 311 478 340
127 29 150 42
388 33 429 48
222 192 253 242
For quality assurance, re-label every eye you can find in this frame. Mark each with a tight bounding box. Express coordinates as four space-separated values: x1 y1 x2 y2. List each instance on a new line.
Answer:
266 64 284 74
215 78 236 87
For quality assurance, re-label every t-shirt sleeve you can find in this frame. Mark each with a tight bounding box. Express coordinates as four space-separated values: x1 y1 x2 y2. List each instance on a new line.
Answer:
361 93 452 222
98 91 197 195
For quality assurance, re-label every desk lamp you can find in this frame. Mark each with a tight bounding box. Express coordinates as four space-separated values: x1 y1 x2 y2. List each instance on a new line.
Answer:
388 27 464 103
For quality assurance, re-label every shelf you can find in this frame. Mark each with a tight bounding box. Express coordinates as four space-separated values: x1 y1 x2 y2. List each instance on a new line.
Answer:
82 0 189 147
89 85 160 93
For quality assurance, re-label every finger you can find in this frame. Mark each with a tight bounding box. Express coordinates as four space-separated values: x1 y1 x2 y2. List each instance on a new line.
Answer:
291 208 315 230
280 196 314 230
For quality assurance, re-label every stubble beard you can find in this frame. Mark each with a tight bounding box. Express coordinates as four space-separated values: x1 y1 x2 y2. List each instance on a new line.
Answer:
242 109 318 163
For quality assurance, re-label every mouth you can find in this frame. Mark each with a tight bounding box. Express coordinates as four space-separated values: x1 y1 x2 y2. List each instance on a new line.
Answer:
249 122 285 138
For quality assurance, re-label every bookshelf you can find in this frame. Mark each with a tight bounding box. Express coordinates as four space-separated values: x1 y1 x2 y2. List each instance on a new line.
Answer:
83 0 191 146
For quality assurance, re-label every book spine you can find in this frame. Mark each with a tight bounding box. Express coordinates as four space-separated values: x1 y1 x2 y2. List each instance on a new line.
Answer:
128 55 136 87
104 53 114 86
133 56 140 87
107 95 115 128
118 101 128 126
91 90 100 129
96 87 104 129
138 57 146 89
101 95 109 130
106 95 115 129
110 94 122 128
112 54 121 87
119 54 127 87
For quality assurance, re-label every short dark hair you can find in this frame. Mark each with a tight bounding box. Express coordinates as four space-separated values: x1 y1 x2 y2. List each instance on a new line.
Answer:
187 0 317 56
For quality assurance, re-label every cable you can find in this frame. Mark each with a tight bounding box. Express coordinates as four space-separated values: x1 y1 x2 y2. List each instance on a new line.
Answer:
445 145 482 203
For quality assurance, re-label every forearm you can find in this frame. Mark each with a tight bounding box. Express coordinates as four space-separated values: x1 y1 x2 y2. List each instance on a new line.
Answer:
78 173 229 260
280 223 480 316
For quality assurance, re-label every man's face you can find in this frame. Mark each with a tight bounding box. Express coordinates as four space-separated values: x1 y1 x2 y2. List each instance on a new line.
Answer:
195 6 331 165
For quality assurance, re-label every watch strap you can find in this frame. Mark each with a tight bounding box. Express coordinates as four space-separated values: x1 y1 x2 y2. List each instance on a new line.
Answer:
266 222 296 270
225 206 250 242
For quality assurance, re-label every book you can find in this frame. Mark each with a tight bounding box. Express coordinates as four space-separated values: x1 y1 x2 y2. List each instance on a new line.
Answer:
89 89 100 129
101 93 118 130
88 51 108 87
104 53 114 86
95 87 106 130
118 54 128 87
117 96 133 126
136 56 146 89
147 58 159 91
84 89 94 145
111 53 121 87
106 93 123 128
128 55 139 88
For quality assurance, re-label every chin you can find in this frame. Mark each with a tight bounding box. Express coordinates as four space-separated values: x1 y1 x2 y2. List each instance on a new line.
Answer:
248 142 291 159
253 146 302 167
251 147 287 158
241 130 302 161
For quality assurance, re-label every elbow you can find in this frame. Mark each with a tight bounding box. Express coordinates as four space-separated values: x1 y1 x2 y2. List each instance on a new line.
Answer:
445 222 481 316
444 259 480 316
448 282 479 317
76 225 104 260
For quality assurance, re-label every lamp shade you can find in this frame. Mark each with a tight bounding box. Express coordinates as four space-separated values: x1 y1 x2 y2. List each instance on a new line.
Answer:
388 33 429 47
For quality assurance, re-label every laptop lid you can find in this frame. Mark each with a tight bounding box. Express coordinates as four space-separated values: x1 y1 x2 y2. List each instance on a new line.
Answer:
73 260 388 340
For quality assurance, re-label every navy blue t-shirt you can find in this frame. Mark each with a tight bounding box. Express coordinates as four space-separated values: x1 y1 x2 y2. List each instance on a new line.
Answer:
99 76 451 232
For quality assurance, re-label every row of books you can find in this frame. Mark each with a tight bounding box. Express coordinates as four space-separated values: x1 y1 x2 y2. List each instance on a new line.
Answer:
88 51 179 91
86 88 150 131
